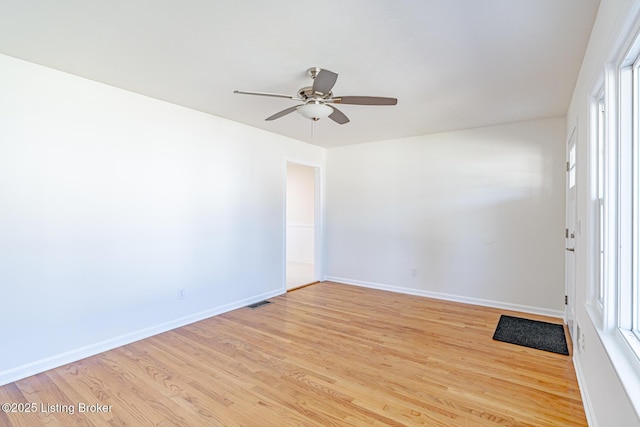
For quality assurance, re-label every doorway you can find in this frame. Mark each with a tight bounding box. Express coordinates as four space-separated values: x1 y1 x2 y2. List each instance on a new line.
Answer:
285 162 319 290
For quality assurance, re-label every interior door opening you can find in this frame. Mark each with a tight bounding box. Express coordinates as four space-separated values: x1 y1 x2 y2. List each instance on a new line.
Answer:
286 162 319 290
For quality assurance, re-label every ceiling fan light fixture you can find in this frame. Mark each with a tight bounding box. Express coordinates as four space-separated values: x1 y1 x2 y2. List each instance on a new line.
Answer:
297 102 332 121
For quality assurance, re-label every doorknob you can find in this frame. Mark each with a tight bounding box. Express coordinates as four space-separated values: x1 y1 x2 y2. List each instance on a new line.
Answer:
566 248 575 252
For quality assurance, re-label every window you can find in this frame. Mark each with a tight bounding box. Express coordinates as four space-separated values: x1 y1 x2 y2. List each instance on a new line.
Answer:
569 143 576 189
632 55 640 342
595 95 606 308
590 18 640 359
616 33 640 356
588 83 609 327
583 6 640 413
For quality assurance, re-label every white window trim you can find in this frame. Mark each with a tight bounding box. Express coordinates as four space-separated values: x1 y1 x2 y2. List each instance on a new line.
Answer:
584 5 640 419
617 54 639 356
587 85 605 330
585 59 640 423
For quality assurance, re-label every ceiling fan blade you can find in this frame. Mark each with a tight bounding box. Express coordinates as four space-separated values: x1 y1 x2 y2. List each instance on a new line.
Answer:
312 69 338 95
332 96 397 106
265 105 300 121
328 106 350 125
234 90 296 100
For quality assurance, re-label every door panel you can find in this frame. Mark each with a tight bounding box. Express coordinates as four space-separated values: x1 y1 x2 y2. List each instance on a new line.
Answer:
565 127 577 338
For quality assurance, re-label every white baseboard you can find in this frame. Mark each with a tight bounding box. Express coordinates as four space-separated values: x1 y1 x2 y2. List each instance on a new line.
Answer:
573 354 597 426
324 276 565 319
0 288 284 386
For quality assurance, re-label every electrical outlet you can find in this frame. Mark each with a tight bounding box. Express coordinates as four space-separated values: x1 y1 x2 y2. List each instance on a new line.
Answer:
411 268 417 277
177 288 186 300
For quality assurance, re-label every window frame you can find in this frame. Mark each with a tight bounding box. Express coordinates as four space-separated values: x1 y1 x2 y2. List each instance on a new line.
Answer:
582 6 640 418
631 55 640 342
597 93 606 310
610 25 640 359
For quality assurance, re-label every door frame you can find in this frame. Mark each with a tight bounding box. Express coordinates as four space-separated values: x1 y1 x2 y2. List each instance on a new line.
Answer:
283 160 324 290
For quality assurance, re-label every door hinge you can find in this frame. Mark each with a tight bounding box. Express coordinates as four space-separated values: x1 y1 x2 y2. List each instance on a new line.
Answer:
566 161 570 172
565 228 569 238
565 295 568 305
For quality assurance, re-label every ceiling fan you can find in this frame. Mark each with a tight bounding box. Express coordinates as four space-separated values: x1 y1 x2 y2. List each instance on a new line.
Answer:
234 67 397 124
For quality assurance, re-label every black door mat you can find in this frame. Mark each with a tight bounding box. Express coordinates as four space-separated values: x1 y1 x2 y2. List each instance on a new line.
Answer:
493 315 569 355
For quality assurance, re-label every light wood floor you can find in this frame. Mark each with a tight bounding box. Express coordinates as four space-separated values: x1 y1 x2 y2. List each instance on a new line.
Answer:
0 282 586 426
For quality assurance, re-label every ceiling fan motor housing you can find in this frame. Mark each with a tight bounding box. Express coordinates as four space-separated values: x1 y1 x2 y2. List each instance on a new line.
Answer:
297 86 332 100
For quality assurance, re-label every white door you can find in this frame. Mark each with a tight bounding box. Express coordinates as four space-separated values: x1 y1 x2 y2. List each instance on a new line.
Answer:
565 128 577 338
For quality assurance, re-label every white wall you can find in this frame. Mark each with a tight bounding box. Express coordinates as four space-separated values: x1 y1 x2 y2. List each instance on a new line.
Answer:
286 163 315 263
0 54 324 385
567 0 640 425
325 117 566 315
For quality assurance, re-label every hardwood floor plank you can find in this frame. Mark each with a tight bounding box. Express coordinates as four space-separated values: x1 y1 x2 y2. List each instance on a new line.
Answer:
0 282 587 426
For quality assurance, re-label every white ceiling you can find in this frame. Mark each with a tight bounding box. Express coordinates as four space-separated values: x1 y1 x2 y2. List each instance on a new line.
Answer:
0 0 599 147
